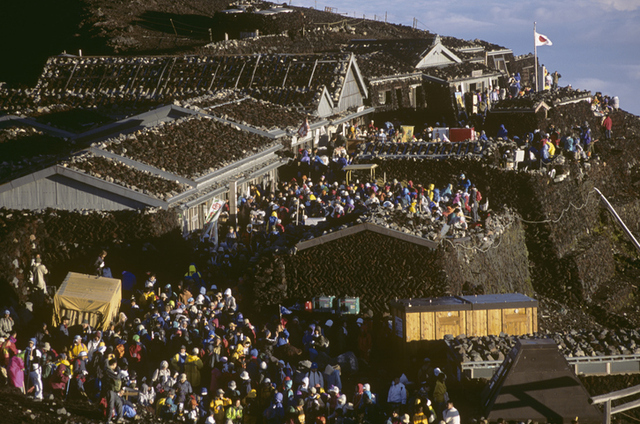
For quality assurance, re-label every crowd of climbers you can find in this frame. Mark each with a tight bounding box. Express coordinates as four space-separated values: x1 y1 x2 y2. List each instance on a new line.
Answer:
0 265 459 424
498 114 614 167
0 162 484 423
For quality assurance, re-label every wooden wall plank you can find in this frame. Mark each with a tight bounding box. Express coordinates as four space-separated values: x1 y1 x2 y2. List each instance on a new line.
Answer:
421 312 435 341
488 309 502 336
406 312 421 342
466 310 487 337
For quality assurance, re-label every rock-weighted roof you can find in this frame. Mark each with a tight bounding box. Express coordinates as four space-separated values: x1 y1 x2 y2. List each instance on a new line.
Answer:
32 52 357 114
103 114 281 180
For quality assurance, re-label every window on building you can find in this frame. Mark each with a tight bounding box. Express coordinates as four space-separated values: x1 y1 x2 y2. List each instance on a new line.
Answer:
409 84 425 108
378 90 389 105
395 88 403 108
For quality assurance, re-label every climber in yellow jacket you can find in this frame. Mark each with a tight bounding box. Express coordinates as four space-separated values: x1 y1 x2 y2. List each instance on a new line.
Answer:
184 347 203 387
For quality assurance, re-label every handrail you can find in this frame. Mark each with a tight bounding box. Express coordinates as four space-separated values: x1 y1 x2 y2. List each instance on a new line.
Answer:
591 384 640 404
594 187 640 254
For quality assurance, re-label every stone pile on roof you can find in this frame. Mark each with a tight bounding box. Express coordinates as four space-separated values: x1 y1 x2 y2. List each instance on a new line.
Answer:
200 96 313 131
65 153 188 201
32 53 357 115
345 37 438 68
102 114 281 180
0 127 76 185
440 36 508 52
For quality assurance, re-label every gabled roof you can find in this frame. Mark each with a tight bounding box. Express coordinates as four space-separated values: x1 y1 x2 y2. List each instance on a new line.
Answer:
296 222 439 251
346 37 439 67
415 42 463 69
345 36 462 72
32 53 364 117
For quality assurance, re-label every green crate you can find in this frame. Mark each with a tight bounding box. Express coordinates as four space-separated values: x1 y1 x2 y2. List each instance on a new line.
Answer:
338 297 360 315
312 296 335 312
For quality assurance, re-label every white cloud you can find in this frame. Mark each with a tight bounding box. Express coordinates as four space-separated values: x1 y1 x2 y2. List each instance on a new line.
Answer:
596 0 640 11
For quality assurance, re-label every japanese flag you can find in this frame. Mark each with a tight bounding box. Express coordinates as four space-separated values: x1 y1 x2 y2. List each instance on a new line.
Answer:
535 32 553 46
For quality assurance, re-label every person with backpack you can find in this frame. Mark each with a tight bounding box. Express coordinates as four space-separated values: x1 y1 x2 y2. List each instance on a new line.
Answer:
226 397 244 424
243 389 260 424
72 351 89 398
580 121 593 159
103 357 124 423
158 389 178 419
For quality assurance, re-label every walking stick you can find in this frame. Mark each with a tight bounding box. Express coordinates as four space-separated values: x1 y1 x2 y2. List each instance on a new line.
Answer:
65 373 72 400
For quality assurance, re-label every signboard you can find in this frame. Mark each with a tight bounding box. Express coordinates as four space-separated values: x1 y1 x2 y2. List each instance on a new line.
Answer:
432 127 450 141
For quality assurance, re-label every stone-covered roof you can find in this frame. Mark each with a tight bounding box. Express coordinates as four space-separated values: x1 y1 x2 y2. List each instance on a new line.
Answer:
32 53 357 114
65 153 189 201
0 126 75 185
202 96 315 131
351 51 417 80
345 37 438 69
441 36 508 53
102 114 281 180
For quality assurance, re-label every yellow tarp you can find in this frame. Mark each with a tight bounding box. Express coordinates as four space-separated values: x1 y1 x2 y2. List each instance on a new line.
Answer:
53 272 122 331
401 126 414 143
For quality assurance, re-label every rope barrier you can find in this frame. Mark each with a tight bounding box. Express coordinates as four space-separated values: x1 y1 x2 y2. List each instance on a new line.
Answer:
620 411 640 423
445 232 504 253
517 188 596 224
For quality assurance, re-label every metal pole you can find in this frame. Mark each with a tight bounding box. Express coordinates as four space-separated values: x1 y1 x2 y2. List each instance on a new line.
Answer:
534 22 538 92
604 399 611 424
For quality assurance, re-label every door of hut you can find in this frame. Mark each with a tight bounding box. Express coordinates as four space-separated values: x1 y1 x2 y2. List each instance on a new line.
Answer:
436 311 465 338
503 308 528 335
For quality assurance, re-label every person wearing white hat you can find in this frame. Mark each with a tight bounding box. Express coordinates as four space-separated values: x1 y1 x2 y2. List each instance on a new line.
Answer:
223 288 237 311
387 376 406 411
70 334 88 360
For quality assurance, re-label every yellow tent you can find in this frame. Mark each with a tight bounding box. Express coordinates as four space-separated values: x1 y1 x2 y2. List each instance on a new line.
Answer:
53 272 122 331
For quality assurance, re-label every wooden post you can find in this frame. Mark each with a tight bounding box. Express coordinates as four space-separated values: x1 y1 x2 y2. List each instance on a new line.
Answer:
229 180 239 227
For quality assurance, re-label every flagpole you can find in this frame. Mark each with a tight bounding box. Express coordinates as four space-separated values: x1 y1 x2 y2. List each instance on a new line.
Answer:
534 21 538 92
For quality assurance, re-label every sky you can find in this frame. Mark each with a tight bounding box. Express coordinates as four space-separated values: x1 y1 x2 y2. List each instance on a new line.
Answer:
292 0 640 116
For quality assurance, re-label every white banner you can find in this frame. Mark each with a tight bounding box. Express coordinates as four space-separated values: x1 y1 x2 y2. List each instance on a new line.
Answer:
305 217 326 226
201 199 225 243
204 199 225 225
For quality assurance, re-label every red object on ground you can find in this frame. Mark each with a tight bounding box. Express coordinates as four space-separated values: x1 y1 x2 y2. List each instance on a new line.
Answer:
449 128 475 142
